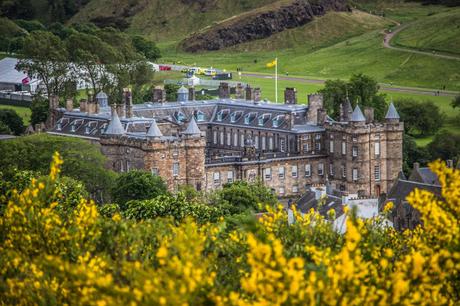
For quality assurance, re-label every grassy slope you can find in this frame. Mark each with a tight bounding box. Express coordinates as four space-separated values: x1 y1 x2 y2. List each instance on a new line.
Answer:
393 8 460 55
71 0 280 42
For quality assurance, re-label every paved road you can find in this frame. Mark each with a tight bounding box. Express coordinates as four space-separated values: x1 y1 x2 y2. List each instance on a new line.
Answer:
383 23 460 61
241 73 459 97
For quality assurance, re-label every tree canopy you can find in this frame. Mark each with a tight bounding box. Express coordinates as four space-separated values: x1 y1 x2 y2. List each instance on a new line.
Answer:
111 170 168 208
0 109 24 135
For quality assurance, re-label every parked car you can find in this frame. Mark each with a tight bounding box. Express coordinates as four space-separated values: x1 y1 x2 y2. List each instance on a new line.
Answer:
204 68 217 76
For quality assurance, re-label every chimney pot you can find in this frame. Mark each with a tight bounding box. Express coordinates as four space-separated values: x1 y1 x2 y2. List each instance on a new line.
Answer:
413 162 420 170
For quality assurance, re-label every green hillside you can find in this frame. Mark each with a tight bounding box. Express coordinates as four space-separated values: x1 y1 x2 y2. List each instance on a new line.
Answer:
392 8 460 55
70 0 280 42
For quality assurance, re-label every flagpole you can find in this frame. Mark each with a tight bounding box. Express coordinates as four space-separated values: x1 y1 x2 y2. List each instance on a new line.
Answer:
275 57 278 103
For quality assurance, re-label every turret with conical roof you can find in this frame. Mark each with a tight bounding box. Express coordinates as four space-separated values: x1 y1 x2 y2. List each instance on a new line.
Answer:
340 94 353 122
385 101 400 123
350 105 366 123
146 119 163 138
105 105 125 135
183 116 201 137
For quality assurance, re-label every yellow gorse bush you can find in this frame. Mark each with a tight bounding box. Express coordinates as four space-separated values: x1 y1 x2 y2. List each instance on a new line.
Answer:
0 154 459 305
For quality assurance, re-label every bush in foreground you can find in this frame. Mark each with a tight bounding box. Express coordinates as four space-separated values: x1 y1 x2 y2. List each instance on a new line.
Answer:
0 153 459 305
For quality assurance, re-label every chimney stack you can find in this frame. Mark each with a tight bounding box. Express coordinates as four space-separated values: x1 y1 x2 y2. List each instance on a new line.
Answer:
413 162 420 171
364 107 374 123
245 85 254 101
188 87 195 101
317 109 327 125
49 95 59 109
235 83 244 99
125 88 133 118
153 86 166 103
284 87 297 104
116 103 126 118
65 98 73 112
79 99 87 113
218 82 230 99
254 88 261 102
306 94 324 124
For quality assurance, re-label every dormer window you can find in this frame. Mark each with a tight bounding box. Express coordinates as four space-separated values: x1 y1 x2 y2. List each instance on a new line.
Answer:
85 126 90 134
196 111 205 122
70 125 76 132
217 112 223 121
244 112 257 125
175 111 186 123
56 123 62 131
258 113 271 126
272 115 284 128
230 111 242 123
216 109 229 122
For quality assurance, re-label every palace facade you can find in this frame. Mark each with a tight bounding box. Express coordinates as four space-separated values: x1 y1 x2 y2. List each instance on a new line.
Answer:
48 84 403 197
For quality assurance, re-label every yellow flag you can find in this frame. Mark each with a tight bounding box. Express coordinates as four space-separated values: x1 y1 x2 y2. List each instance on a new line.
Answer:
266 59 277 68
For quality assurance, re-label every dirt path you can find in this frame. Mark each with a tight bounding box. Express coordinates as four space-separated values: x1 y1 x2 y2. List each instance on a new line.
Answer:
383 23 460 61
241 73 459 97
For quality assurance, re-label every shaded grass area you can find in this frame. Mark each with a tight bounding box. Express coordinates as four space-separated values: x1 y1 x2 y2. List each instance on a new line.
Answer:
0 104 31 125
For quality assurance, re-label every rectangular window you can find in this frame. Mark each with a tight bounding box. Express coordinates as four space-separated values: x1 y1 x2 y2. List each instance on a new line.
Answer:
342 142 346 155
374 165 381 181
173 162 179 176
278 166 285 179
342 165 346 178
292 186 299 193
318 163 324 176
264 168 272 180
151 168 159 175
352 146 358 157
261 136 266 150
315 134 321 140
302 134 310 140
227 171 234 183
292 165 298 178
329 163 334 176
240 134 245 148
220 131 224 145
352 168 358 181
254 135 259 149
213 172 220 184
305 164 311 177
268 137 274 150
375 142 380 157
279 187 285 195
213 131 217 144
315 142 321 152
233 132 238 146
280 138 286 152
303 143 310 153
226 132 231 146
329 140 334 153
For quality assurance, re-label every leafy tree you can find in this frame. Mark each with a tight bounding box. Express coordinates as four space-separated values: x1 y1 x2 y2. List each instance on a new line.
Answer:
14 19 45 32
319 73 387 120
16 31 71 101
165 84 180 102
427 130 460 164
132 35 161 61
402 134 431 175
0 134 116 202
0 0 35 19
216 180 277 214
394 98 445 137
29 95 49 126
0 109 24 135
451 95 460 109
111 170 168 208
0 121 11 134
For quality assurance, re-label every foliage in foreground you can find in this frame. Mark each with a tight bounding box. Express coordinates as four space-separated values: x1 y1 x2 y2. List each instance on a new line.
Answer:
0 153 459 305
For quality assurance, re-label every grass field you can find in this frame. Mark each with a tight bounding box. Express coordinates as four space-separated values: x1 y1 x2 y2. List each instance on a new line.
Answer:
0 104 31 125
392 8 460 55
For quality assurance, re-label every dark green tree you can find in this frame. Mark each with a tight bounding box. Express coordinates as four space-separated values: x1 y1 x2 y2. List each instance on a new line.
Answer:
29 95 49 126
111 170 168 208
0 109 24 135
165 84 180 102
0 0 35 19
402 134 431 175
0 134 116 202
427 130 460 164
0 121 11 134
318 79 348 119
395 98 445 137
216 180 277 214
132 35 161 61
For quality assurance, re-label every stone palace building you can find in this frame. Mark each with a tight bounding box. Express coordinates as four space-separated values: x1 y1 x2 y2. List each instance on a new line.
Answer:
48 83 403 197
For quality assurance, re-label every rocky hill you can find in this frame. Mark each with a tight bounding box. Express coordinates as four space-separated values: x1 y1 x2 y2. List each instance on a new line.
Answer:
180 0 350 52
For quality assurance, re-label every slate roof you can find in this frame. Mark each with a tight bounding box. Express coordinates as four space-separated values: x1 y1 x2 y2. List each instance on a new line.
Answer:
105 110 125 135
385 102 400 120
146 119 163 138
384 178 442 206
409 167 440 185
295 190 344 218
350 105 366 122
183 117 201 136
